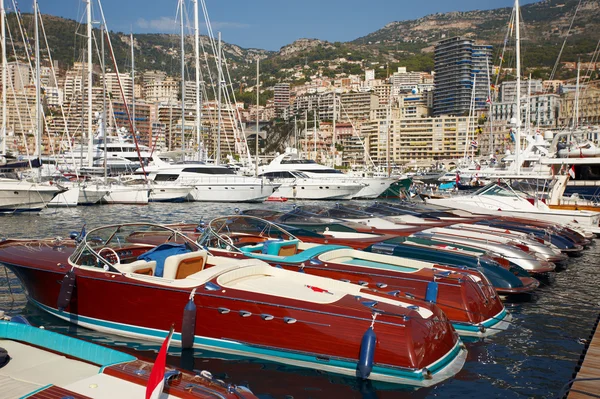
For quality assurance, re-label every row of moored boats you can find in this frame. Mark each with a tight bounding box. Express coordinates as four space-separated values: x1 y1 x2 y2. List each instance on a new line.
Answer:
0 199 596 396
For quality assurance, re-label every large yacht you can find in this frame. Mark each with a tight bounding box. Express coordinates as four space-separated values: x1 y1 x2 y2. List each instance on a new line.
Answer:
259 150 397 199
138 156 278 202
258 169 364 200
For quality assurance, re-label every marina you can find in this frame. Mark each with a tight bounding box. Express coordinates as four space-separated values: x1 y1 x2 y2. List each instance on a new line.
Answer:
0 200 598 398
0 0 599 397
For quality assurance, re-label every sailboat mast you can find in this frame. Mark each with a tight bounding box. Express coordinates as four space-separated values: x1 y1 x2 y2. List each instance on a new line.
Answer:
193 0 201 158
255 57 259 177
86 0 93 168
216 32 222 165
34 0 41 163
527 74 531 135
332 89 336 168
313 111 317 161
180 0 185 153
486 56 493 156
102 23 107 180
304 109 307 154
0 0 6 155
515 0 522 175
574 59 580 129
386 96 391 177
131 32 135 137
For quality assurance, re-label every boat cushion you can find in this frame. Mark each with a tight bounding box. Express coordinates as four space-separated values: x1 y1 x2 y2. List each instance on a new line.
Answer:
118 260 157 275
261 239 300 256
243 244 349 263
137 243 190 277
163 251 207 280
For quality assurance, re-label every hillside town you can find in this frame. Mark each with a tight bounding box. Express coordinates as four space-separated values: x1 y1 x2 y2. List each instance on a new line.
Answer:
2 0 600 398
2 31 599 171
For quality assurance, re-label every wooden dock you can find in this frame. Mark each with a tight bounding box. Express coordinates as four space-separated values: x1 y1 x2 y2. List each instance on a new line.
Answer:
567 313 600 398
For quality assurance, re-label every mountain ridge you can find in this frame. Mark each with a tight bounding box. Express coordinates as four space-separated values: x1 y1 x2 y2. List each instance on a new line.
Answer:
5 0 598 99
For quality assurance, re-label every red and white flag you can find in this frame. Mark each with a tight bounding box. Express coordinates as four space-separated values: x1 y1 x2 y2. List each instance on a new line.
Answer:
568 165 576 179
145 326 174 399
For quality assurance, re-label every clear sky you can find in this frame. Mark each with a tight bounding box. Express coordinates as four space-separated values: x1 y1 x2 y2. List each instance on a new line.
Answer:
22 0 539 51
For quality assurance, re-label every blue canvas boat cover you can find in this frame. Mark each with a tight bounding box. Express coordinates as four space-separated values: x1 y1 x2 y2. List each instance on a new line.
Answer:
137 243 190 277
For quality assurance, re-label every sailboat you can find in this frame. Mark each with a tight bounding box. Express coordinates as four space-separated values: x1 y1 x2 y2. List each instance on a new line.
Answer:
0 0 61 212
139 0 277 203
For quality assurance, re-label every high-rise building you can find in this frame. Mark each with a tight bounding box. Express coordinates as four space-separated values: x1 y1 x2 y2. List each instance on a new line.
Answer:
105 73 133 103
273 83 291 115
500 79 543 103
433 37 492 116
7 62 31 93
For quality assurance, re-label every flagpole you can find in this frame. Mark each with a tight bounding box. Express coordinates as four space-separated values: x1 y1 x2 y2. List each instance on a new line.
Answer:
145 325 174 399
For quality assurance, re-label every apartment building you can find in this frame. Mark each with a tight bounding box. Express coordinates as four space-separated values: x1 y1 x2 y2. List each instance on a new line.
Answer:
340 91 379 121
500 79 543 103
366 115 478 167
144 76 179 104
105 72 133 102
433 37 492 116
559 86 600 126
110 100 152 147
273 83 291 117
7 62 31 93
372 83 391 106
492 93 560 128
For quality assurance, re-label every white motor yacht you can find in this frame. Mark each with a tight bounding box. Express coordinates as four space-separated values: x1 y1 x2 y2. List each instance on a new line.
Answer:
260 150 395 199
426 182 600 235
258 170 363 200
138 156 277 203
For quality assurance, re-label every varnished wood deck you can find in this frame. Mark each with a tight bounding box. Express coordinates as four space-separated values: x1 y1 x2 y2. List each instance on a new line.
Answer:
567 313 600 398
27 385 91 399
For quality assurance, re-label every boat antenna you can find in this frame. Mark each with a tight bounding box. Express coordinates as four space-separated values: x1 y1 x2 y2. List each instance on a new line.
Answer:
179 0 186 155
0 0 6 156
255 57 260 177
34 0 41 175
102 22 107 180
514 0 522 176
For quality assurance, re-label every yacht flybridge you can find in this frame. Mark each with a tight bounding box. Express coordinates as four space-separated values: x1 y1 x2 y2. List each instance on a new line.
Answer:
60 130 153 175
138 155 278 202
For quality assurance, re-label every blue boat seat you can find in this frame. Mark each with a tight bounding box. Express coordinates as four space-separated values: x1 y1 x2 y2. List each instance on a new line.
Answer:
137 243 190 277
261 239 300 256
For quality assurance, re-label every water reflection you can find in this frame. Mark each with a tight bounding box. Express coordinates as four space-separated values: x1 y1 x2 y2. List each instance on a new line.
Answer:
1 202 599 398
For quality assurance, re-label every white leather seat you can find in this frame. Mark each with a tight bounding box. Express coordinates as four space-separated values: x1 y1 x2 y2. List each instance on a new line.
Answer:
163 251 208 280
118 260 157 275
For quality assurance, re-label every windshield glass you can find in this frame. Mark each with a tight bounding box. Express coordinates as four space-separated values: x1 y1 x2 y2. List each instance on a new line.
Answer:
198 216 298 251
69 223 200 270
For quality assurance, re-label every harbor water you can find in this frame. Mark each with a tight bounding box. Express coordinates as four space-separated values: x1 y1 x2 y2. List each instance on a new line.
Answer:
0 201 598 399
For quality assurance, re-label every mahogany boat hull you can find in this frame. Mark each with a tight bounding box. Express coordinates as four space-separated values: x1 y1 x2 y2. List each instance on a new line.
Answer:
0 238 466 387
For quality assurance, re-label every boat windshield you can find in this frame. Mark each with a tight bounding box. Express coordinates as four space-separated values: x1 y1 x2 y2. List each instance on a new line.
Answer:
477 183 528 198
290 171 310 178
69 223 200 271
198 215 298 252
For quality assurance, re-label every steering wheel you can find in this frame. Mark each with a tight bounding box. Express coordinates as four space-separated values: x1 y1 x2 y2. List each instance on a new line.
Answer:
98 247 121 265
219 234 235 247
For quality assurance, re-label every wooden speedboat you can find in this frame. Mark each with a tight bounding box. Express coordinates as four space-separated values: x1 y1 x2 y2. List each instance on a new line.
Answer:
365 238 540 295
0 223 466 387
0 316 256 399
239 208 555 276
193 215 511 339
